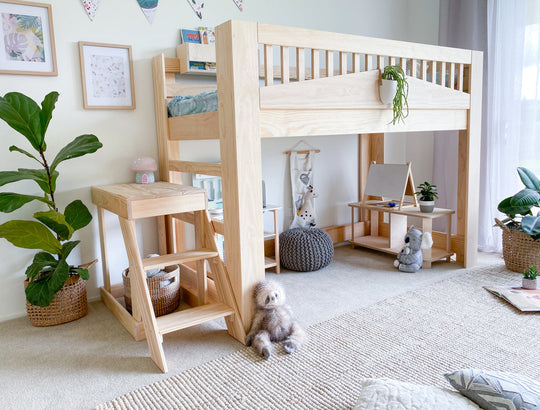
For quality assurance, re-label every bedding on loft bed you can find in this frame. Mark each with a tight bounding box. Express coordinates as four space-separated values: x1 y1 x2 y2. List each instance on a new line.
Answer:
167 90 218 117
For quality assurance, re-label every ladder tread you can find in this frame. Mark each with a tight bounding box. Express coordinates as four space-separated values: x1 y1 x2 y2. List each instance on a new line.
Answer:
142 249 218 270
156 303 234 334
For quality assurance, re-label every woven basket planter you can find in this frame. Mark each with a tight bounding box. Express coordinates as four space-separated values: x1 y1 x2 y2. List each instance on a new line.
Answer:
123 265 180 317
496 219 540 273
25 274 88 327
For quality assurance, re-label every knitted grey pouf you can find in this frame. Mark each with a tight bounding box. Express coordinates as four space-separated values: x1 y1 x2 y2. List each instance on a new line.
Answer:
279 228 334 272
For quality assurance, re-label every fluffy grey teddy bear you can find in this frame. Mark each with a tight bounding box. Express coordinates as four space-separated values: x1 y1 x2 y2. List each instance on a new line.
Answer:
393 226 433 273
246 280 305 360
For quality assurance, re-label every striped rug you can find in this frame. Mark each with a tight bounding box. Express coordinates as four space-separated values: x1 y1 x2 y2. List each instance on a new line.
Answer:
97 265 539 409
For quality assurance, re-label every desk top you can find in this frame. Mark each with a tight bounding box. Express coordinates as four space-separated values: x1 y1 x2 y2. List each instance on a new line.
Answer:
348 200 454 219
92 182 207 219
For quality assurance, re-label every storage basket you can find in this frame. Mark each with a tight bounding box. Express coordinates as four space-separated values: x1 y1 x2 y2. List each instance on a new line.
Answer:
123 265 180 317
25 274 88 327
496 218 540 272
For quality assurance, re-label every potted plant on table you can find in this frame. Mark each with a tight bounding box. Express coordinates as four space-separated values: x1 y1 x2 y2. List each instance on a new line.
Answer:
522 266 538 290
0 91 102 326
495 167 540 272
415 181 438 213
379 65 409 125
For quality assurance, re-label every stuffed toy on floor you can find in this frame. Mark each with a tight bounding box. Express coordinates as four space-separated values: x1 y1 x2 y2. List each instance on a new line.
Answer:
246 280 305 360
393 226 433 273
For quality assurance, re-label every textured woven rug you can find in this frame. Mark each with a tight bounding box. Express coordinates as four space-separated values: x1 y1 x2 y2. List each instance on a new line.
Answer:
97 265 539 409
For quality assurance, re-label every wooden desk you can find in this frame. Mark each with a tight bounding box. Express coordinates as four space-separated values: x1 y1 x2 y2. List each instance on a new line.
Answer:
349 200 454 268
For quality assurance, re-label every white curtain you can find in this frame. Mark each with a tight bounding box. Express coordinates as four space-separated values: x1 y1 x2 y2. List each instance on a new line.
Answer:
437 0 540 252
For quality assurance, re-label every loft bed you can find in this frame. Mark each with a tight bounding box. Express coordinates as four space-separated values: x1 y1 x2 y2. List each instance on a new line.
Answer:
152 20 483 343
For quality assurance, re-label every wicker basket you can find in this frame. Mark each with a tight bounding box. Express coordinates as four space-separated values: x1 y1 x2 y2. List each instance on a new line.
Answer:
495 218 540 272
25 274 88 327
123 265 180 317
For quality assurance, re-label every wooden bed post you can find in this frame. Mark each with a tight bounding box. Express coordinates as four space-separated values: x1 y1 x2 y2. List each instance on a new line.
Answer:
457 50 483 267
216 21 264 338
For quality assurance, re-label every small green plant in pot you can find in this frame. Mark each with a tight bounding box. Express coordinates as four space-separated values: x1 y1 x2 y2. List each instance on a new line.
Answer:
380 65 409 125
522 266 538 290
415 181 438 213
0 91 102 323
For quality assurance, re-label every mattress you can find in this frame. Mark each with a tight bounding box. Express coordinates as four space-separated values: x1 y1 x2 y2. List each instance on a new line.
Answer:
167 90 218 117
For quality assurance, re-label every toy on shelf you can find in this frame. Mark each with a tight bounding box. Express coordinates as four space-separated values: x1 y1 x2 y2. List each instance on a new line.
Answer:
132 156 157 184
393 226 433 273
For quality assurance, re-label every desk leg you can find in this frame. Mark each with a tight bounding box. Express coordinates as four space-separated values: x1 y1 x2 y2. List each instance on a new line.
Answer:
422 218 433 269
350 206 355 247
273 209 280 274
97 207 110 293
446 214 452 262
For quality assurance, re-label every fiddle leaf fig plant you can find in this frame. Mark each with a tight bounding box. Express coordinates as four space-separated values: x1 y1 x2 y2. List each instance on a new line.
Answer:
497 167 540 240
0 91 103 307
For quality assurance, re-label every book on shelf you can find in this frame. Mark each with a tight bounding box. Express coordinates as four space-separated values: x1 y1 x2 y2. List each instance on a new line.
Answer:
484 285 540 312
205 62 216 71
189 61 206 71
199 26 215 44
180 29 201 44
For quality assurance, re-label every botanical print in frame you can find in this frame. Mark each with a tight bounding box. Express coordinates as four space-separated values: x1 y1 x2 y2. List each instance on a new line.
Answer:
78 42 136 110
0 0 57 75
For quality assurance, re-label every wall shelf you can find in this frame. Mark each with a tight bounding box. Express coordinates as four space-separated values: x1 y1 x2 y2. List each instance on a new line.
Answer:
177 43 216 75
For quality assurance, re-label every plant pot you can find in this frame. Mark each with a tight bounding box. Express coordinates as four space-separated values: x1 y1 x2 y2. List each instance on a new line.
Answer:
379 79 397 105
123 265 180 317
24 274 88 327
522 278 537 290
419 200 435 213
495 219 540 273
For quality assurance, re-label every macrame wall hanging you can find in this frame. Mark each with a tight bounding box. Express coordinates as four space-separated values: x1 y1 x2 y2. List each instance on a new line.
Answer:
286 141 320 229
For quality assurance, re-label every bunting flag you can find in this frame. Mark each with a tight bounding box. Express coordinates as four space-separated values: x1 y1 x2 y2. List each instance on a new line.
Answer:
81 0 100 21
136 0 159 24
186 0 204 19
232 0 243 11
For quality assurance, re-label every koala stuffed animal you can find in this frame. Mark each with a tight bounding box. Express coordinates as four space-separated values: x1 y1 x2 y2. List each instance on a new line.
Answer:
393 226 433 273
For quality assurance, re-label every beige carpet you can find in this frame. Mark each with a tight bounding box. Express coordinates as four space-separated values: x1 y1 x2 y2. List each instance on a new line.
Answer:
97 265 540 409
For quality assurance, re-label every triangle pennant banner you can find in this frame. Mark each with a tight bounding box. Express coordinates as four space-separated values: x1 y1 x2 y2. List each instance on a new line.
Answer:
232 0 243 11
81 0 100 21
136 0 159 24
186 0 204 19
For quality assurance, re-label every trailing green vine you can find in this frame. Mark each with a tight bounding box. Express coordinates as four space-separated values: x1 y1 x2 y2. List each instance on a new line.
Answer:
382 65 409 125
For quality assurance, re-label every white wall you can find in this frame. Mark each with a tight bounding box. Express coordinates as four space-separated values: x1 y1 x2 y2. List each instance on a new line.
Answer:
0 0 439 321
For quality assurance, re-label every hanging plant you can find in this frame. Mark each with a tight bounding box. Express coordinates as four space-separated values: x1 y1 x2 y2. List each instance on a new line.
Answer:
380 65 409 125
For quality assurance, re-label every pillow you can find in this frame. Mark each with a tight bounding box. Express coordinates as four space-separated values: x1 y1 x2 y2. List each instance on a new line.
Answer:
445 369 540 410
354 378 480 410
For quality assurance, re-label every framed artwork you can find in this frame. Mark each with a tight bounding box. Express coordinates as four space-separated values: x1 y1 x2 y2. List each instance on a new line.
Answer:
78 41 136 110
0 0 57 75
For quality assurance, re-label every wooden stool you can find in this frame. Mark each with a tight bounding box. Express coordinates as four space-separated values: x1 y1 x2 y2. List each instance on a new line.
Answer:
92 182 245 373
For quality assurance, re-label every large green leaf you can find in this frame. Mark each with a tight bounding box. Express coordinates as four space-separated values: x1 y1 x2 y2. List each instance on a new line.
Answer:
25 258 69 307
25 252 57 279
0 192 45 213
61 240 80 259
72 268 89 280
64 200 92 231
517 167 540 191
0 168 56 194
522 214 540 240
50 134 102 173
9 145 41 164
0 220 61 253
510 188 540 208
34 210 73 240
497 196 531 218
39 92 59 144
0 93 42 150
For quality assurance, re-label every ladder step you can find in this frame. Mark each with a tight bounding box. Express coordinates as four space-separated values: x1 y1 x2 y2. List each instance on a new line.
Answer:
156 303 234 335
142 249 218 270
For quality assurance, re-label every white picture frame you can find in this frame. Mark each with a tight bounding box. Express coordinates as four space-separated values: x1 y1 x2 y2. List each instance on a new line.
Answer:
78 41 136 110
0 0 57 76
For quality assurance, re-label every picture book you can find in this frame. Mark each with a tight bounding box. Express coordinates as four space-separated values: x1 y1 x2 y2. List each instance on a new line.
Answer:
198 27 215 44
189 61 206 71
484 286 540 312
180 29 201 44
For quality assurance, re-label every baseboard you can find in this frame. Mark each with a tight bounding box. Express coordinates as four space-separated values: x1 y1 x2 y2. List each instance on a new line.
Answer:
0 310 26 322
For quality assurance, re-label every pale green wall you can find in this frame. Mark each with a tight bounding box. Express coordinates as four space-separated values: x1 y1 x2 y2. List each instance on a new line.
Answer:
0 0 439 321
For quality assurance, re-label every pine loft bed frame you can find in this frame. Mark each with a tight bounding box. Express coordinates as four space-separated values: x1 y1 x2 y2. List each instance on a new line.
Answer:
152 20 483 343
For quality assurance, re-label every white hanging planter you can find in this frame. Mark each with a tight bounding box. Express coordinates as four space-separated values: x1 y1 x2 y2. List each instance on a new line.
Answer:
379 79 397 105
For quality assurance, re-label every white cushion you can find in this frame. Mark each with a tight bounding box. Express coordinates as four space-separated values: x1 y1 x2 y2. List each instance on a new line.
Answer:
354 378 481 410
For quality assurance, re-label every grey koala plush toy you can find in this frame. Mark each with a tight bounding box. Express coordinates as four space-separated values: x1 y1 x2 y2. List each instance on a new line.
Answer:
393 226 433 273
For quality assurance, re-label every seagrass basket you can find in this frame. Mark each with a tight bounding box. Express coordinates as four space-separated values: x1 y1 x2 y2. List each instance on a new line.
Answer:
495 218 540 272
25 274 88 327
123 265 180 317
